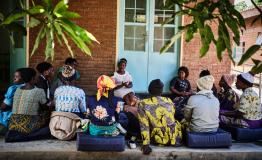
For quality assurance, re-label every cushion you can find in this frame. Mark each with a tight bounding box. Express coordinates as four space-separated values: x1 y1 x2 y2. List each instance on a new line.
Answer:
76 132 125 151
5 127 51 143
221 126 262 141
186 129 232 148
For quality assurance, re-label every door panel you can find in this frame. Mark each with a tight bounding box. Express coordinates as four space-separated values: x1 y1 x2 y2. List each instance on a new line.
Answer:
119 0 180 93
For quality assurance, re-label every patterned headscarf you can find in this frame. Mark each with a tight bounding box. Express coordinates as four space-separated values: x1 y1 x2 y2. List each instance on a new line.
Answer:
97 75 116 101
222 74 236 87
61 65 76 81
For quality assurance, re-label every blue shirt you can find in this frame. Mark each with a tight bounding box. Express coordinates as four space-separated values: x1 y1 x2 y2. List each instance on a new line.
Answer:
3 84 24 107
54 86 87 113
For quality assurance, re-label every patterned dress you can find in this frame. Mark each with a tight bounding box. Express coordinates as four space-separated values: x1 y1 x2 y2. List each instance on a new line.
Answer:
8 87 48 134
220 87 262 128
138 96 182 145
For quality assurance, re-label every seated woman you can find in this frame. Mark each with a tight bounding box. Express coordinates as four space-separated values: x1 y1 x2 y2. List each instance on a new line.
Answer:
49 65 87 140
88 75 125 136
170 66 193 121
183 75 220 132
138 79 182 155
5 68 51 142
218 74 239 111
112 58 137 106
220 72 262 128
0 68 25 134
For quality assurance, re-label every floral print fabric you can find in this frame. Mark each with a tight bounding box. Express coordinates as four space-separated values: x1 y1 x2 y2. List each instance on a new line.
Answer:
138 96 182 145
237 87 261 120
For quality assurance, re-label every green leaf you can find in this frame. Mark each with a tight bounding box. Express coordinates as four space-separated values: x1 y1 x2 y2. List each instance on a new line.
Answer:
60 31 74 57
238 45 261 65
42 0 53 12
85 30 99 44
53 0 68 16
252 58 261 66
31 26 46 56
54 21 74 57
251 62 262 74
59 20 92 56
27 17 41 27
1 12 27 25
45 28 53 60
27 5 45 14
57 11 81 19
185 23 197 42
227 5 246 29
216 37 226 61
200 44 210 57
160 31 182 54
60 19 92 44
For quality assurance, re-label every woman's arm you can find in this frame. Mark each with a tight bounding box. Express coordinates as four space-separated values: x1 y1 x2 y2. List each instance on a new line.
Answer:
170 86 187 96
220 110 243 118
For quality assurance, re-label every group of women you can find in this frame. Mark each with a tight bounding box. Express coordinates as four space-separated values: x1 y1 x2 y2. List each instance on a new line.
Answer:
0 57 261 155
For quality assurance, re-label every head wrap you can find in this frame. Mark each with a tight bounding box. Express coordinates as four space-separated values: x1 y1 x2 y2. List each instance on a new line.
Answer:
61 65 76 81
97 75 116 101
197 75 214 91
237 72 254 86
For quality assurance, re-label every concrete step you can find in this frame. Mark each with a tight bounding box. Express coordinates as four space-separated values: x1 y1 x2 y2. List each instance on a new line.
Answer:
0 138 262 160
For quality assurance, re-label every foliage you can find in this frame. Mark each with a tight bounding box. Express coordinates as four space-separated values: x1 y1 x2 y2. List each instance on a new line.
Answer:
161 0 262 74
0 0 99 60
0 12 27 45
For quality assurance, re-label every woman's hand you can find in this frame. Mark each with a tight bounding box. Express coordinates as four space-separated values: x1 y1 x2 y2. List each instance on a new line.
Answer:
141 145 152 155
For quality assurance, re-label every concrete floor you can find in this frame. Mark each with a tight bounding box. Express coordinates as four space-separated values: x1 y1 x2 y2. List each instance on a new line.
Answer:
0 138 262 160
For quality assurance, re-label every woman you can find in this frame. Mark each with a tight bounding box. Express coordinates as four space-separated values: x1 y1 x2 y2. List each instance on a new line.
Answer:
218 74 239 111
49 65 87 140
183 75 220 132
138 79 182 155
88 75 124 136
170 66 193 121
113 58 137 106
5 68 50 142
220 72 262 128
0 68 25 134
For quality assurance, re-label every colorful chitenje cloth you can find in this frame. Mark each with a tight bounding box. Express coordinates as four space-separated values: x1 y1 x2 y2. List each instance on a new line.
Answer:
138 96 182 146
8 114 48 134
96 75 116 101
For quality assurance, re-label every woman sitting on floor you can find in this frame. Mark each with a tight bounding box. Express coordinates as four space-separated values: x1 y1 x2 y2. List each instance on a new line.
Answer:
220 72 262 128
5 68 51 142
112 58 137 106
0 68 25 135
183 75 220 132
138 79 182 155
218 74 239 111
49 65 87 140
87 75 126 136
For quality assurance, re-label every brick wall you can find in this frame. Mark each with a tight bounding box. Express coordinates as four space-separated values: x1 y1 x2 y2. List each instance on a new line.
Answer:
181 16 232 90
29 0 117 95
241 17 262 64
28 0 232 94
